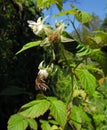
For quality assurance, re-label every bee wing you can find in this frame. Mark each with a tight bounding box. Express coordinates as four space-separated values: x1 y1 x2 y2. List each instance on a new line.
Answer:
35 76 49 91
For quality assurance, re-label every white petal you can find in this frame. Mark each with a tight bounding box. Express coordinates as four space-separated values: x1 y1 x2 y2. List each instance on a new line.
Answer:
38 69 49 79
27 20 37 25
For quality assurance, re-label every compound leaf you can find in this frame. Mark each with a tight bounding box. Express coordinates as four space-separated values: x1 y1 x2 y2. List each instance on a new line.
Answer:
20 99 50 118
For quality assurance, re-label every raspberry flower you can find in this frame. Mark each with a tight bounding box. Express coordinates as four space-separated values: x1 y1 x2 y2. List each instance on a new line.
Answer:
27 16 52 37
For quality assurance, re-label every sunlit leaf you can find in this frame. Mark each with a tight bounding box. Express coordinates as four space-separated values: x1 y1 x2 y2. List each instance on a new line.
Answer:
75 68 96 96
75 11 92 24
70 4 92 24
53 10 75 18
8 114 28 130
37 0 62 10
50 99 67 128
16 40 41 54
20 99 50 118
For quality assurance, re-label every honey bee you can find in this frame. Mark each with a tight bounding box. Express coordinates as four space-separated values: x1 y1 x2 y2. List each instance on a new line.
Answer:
35 70 49 91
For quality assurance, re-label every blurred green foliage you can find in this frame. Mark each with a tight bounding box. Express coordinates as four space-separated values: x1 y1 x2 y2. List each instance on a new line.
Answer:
1 0 107 130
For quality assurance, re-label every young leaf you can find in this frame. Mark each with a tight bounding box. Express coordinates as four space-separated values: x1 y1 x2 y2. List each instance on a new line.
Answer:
8 114 28 130
50 99 67 128
40 120 51 130
16 40 41 54
70 4 92 24
75 68 96 96
20 99 50 118
27 118 38 130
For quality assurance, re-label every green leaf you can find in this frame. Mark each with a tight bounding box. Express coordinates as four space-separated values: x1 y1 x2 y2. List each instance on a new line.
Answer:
53 10 75 18
47 96 58 101
8 114 28 130
54 5 92 25
75 11 92 24
76 44 92 57
20 99 50 118
69 106 91 130
93 31 107 45
40 120 51 130
37 0 62 10
75 68 96 96
50 99 67 128
93 114 106 125
54 0 62 10
27 118 37 130
70 4 92 24
16 40 41 54
90 49 107 76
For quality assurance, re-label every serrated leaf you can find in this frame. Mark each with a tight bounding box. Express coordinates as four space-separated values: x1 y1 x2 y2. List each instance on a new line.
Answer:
16 40 41 54
27 118 37 130
50 100 67 128
75 68 96 96
69 106 91 130
49 120 59 125
70 4 92 24
20 99 50 118
8 114 28 130
40 120 51 130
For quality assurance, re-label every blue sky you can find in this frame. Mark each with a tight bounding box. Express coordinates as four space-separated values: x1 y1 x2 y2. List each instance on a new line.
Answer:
72 0 107 19
43 0 107 32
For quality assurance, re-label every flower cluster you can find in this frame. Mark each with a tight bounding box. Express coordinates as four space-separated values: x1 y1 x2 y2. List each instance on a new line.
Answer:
27 16 74 46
